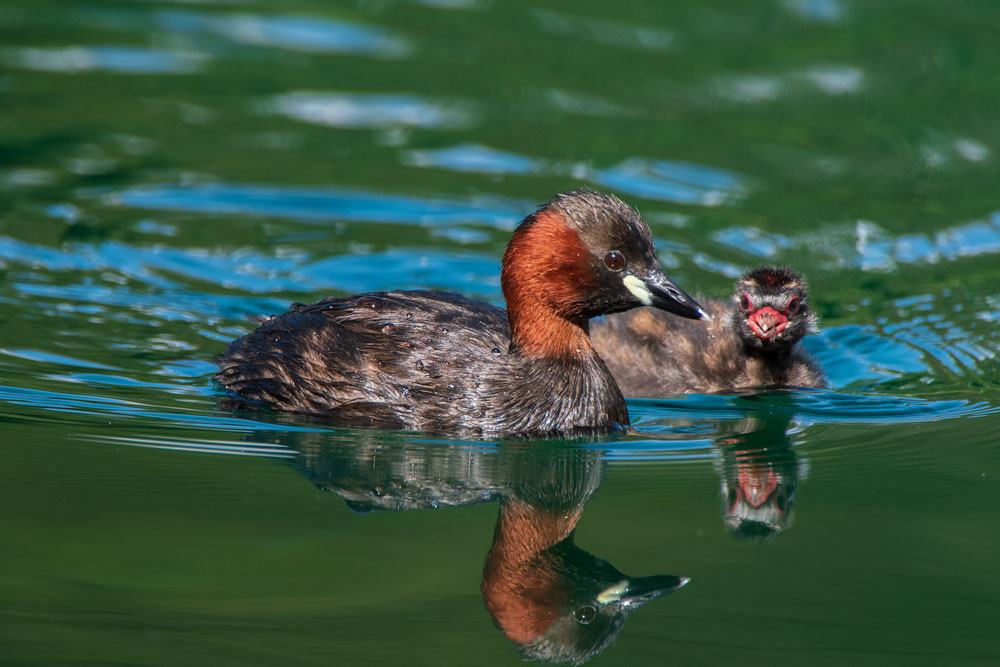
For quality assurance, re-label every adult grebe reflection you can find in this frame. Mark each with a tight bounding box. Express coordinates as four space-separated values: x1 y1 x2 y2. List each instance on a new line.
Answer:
480 445 688 664
290 432 689 664
714 410 806 543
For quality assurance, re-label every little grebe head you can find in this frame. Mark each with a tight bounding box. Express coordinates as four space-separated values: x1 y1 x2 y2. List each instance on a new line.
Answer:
502 190 708 358
730 266 818 353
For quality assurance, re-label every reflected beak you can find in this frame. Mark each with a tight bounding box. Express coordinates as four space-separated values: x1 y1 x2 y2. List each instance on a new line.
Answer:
619 575 691 607
624 270 711 321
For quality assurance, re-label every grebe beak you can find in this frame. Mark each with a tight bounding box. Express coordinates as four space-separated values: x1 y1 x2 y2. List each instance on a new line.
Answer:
597 575 691 608
623 270 711 321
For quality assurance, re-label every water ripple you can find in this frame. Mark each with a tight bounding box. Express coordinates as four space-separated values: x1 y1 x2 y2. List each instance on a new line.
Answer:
712 64 863 104
714 211 1000 268
531 9 674 52
2 238 502 306
156 11 411 58
588 157 748 206
10 280 285 323
106 184 524 228
544 89 635 118
0 348 119 371
80 434 297 459
2 46 208 74
299 250 499 295
0 384 326 433
881 312 999 378
267 91 476 130
807 324 928 388
401 143 543 174
628 390 999 428
784 0 845 22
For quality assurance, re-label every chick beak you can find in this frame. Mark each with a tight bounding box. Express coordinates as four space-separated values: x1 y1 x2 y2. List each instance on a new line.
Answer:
624 269 711 321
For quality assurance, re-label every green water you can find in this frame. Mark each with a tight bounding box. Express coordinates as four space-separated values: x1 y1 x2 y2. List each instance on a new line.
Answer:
1 1 999 665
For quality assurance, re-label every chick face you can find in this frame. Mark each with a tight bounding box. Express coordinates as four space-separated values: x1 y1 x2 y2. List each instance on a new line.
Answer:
730 266 818 352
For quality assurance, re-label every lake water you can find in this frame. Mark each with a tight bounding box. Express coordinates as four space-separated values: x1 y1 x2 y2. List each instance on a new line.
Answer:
1 1 999 665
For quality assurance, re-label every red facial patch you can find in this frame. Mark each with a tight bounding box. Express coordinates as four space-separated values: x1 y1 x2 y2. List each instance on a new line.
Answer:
735 466 781 510
747 306 788 340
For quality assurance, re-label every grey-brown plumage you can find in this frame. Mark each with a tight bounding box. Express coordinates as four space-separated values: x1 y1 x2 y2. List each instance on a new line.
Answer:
592 266 827 396
217 290 626 435
216 190 708 437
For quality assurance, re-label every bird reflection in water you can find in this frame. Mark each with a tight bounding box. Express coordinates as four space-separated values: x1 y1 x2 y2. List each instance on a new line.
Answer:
714 408 806 543
290 434 689 664
634 400 808 543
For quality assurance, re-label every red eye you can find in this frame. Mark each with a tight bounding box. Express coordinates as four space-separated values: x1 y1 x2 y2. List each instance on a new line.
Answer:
786 296 801 315
739 293 752 312
574 606 597 625
603 250 626 272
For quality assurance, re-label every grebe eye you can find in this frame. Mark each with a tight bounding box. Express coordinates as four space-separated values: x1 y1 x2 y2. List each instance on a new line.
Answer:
739 293 752 312
574 606 597 625
603 250 626 272
786 296 801 315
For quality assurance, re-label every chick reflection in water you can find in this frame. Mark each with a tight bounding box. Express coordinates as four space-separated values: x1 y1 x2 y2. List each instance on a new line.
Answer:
293 434 688 664
714 410 806 542
634 406 807 543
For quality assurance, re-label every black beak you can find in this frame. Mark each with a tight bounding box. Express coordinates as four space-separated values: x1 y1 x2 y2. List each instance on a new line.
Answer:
638 269 711 321
621 574 691 606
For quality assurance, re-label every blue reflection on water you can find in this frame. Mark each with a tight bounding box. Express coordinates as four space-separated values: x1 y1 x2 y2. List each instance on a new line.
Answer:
268 91 475 129
883 313 997 376
156 11 410 57
784 0 844 23
3 237 501 303
0 384 327 432
300 250 500 296
714 211 1000 268
3 46 207 74
807 324 927 387
628 390 998 428
3 379 994 467
0 348 119 371
589 157 748 206
108 184 524 228
713 227 796 258
10 280 287 322
401 143 543 174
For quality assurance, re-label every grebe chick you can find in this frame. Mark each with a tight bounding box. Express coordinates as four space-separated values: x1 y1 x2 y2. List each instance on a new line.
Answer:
591 266 826 395
216 190 709 436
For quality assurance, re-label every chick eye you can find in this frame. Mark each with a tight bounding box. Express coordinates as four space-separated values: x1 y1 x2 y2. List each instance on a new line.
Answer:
574 606 597 625
786 296 801 315
776 488 789 512
739 293 752 312
603 250 626 272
